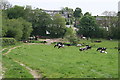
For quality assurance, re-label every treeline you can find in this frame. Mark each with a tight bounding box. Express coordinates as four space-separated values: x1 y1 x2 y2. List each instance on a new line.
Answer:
2 5 69 40
1 1 119 40
77 13 119 39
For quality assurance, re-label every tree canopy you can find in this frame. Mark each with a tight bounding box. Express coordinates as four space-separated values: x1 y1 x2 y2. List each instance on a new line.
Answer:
73 7 83 18
77 15 99 38
47 14 66 38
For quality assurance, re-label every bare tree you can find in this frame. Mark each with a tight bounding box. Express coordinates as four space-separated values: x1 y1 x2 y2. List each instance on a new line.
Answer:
0 0 12 10
102 11 117 16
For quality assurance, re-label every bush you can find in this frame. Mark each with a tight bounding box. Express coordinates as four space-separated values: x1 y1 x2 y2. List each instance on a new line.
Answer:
29 40 47 43
51 42 57 44
1 38 16 46
66 35 80 45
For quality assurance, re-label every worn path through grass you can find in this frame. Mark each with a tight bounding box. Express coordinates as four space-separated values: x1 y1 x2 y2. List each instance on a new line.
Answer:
2 46 41 78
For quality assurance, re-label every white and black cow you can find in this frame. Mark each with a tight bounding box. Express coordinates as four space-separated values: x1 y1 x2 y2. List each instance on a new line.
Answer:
54 42 64 49
86 45 91 49
79 45 92 51
96 47 107 54
96 47 107 51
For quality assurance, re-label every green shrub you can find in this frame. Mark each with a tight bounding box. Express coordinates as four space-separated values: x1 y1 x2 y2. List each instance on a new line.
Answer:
40 41 47 43
29 40 47 43
1 38 16 46
66 35 80 45
51 42 57 44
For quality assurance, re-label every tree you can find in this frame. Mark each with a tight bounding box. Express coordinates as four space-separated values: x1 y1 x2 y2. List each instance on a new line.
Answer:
102 11 117 16
2 12 8 37
66 35 79 44
0 0 12 10
47 14 66 38
5 18 24 40
73 7 82 18
5 5 25 19
118 12 120 39
77 15 99 38
101 11 118 39
61 7 74 25
31 9 52 36
84 12 91 16
23 5 33 21
64 27 74 37
18 18 33 40
3 18 32 40
73 7 83 27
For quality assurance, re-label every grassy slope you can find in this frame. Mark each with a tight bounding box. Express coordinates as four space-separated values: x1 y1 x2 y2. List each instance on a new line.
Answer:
6 39 118 78
2 55 33 78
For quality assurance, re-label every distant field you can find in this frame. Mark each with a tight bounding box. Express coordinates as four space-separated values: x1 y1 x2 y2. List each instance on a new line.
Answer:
2 39 118 78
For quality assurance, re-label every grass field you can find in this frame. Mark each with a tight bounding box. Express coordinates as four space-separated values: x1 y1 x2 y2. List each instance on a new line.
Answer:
2 39 118 78
2 56 33 78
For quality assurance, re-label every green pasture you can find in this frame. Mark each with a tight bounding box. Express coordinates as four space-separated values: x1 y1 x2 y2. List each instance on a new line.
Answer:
2 56 33 78
2 39 118 78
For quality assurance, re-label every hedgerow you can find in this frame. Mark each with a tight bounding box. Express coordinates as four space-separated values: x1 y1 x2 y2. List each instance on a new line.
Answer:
1 38 16 46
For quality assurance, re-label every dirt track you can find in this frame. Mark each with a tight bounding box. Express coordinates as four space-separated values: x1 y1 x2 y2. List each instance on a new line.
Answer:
2 46 42 79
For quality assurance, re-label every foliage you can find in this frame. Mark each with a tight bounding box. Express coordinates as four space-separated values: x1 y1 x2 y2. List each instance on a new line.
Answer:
0 10 2 37
61 7 74 25
66 35 79 44
2 17 32 40
5 5 25 19
1 38 16 46
73 7 83 27
30 9 52 36
77 15 100 38
97 28 108 38
108 15 119 39
108 26 118 39
3 4 118 39
101 11 118 39
5 18 23 40
18 18 33 40
64 27 74 37
2 11 7 37
23 5 33 21
117 12 120 39
73 7 82 18
47 14 66 38
84 12 91 16
29 40 47 43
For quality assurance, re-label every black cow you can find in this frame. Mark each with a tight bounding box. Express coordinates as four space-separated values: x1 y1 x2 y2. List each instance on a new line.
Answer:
86 45 91 49
118 48 120 51
79 47 87 51
94 40 102 43
79 45 91 51
23 40 29 43
96 47 107 51
65 44 72 46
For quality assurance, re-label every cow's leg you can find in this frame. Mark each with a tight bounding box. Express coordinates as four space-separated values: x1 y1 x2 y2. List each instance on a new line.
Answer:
54 45 57 48
58 46 61 49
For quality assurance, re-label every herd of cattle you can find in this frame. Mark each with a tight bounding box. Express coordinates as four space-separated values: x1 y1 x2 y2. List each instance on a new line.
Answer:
54 42 114 54
23 38 119 54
